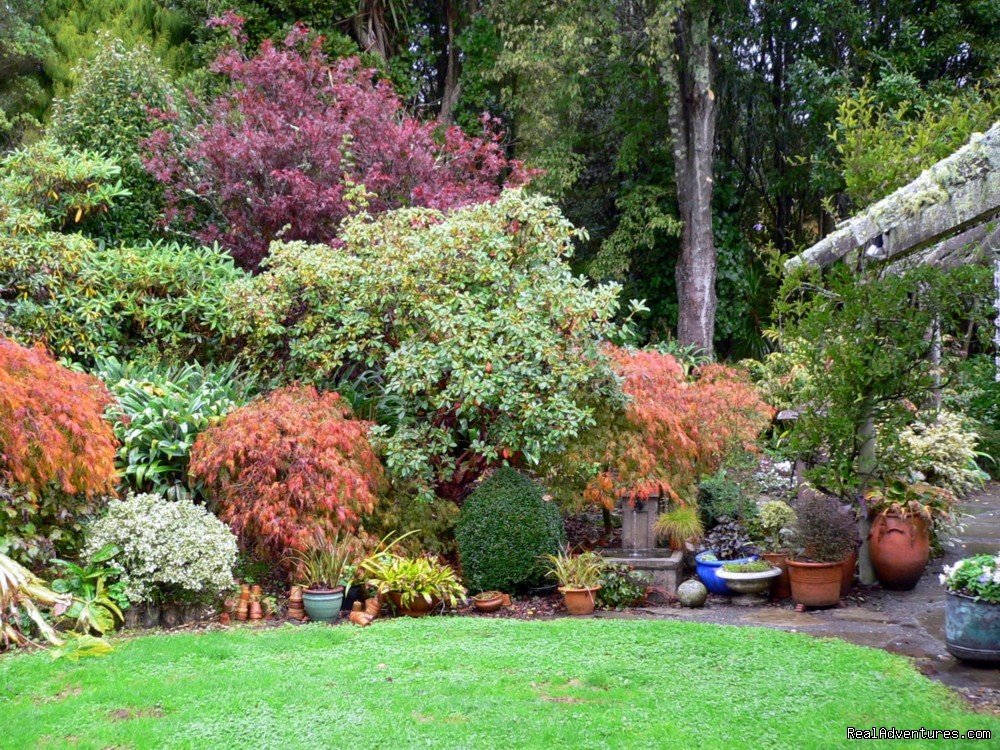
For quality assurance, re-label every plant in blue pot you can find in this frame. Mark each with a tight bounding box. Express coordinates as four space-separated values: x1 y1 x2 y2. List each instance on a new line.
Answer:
695 518 759 595
940 552 1000 665
288 535 359 623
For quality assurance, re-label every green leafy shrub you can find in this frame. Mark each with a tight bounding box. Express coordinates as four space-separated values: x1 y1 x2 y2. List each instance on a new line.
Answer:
597 564 650 609
84 493 237 604
1 239 245 366
50 35 180 243
96 359 256 499
697 469 758 529
51 544 127 635
947 355 1000 478
228 191 640 501
759 500 796 552
455 468 565 593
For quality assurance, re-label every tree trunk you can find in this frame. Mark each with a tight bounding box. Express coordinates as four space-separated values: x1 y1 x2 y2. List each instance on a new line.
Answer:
856 407 877 585
656 3 718 356
440 0 463 124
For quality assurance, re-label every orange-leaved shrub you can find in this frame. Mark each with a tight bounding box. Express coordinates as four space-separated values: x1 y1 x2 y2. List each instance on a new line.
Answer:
0 338 117 496
189 385 385 564
583 347 773 508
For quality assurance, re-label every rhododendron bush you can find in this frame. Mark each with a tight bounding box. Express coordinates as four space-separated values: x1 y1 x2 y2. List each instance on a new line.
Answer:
579 347 772 509
0 338 117 564
226 191 643 502
144 17 530 270
189 385 384 563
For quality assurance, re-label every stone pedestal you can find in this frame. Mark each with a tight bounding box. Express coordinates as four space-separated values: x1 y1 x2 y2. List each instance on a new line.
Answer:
600 550 684 595
621 498 659 552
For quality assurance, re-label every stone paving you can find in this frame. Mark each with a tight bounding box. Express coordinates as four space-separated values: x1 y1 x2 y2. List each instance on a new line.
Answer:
599 483 1000 710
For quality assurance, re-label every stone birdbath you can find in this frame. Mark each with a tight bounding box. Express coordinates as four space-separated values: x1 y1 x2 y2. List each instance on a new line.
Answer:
716 564 782 606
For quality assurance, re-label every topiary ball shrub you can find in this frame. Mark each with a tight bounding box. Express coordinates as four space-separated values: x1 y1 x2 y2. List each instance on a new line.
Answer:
456 468 565 594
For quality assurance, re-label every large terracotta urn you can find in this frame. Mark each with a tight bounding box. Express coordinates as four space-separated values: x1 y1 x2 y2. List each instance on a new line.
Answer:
869 513 930 591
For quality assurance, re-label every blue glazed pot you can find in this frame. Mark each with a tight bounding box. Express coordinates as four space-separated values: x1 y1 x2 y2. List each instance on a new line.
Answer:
945 591 1000 665
302 587 345 623
695 552 758 595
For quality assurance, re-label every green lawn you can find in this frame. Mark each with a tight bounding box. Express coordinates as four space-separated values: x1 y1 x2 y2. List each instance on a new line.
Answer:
1 618 996 749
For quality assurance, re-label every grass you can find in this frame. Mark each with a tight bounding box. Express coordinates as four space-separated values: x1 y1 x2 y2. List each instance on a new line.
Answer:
0 618 996 749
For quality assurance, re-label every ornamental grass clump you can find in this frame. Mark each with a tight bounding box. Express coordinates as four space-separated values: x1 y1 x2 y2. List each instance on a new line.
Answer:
84 493 237 604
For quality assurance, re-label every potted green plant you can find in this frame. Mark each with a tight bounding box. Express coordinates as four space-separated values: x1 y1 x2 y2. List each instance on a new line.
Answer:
654 504 705 550
543 549 605 615
288 536 357 623
787 495 857 609
716 560 782 605
759 500 797 599
363 555 466 617
940 553 1000 665
865 479 956 591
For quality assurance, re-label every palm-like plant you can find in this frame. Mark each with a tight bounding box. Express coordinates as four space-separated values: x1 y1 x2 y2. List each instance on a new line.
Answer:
51 544 126 635
1 552 71 649
287 535 361 590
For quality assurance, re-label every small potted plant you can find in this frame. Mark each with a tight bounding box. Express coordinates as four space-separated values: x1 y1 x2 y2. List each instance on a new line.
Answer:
865 479 955 591
716 560 782 605
543 549 605 615
787 495 857 609
695 519 758 595
288 536 357 623
940 553 1000 665
759 500 797 599
471 591 505 612
363 554 466 617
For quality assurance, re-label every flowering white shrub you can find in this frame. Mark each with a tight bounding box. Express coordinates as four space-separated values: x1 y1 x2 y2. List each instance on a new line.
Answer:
940 554 1000 604
895 411 987 496
85 493 237 603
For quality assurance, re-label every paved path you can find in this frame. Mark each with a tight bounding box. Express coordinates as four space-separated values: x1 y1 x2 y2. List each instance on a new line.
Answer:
601 483 1000 710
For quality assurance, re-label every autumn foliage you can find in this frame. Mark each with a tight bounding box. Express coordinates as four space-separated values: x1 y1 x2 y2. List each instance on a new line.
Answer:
583 347 773 508
0 338 117 496
144 16 530 270
189 385 385 563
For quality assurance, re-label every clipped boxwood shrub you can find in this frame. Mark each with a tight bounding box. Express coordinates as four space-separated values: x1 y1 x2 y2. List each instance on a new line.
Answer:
456 468 565 593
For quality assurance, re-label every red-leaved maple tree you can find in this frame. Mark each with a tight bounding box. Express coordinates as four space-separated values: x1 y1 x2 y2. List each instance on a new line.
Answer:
144 15 530 270
583 347 773 508
0 338 117 497
189 385 385 563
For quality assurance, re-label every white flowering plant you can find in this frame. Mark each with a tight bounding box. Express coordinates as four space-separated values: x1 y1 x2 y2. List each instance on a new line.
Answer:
940 554 1000 604
85 493 237 604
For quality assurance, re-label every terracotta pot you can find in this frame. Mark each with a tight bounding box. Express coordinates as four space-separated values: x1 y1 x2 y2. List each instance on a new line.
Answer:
250 584 263 598
472 593 504 613
235 599 249 622
840 549 858 597
248 601 263 621
219 611 231 626
787 559 842 608
364 595 382 618
388 592 439 617
559 586 601 616
762 552 791 599
869 513 930 591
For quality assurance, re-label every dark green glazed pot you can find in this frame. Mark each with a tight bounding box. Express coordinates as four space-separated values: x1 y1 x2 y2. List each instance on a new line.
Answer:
945 591 1000 665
